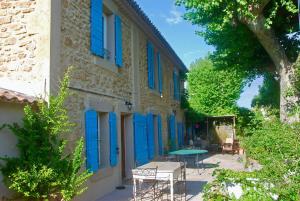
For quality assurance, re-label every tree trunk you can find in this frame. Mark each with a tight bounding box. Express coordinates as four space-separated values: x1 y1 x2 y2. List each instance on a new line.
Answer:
246 15 299 123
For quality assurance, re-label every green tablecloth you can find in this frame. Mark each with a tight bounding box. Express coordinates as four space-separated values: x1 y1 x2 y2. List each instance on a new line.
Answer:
169 149 208 155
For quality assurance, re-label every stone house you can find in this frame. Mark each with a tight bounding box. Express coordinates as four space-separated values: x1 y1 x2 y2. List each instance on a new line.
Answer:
0 0 187 200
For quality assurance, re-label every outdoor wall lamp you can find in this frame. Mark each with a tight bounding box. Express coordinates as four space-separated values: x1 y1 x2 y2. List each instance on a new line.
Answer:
125 101 133 111
173 109 177 115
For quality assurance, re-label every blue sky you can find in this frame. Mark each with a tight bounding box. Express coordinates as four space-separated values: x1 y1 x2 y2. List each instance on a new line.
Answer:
135 0 262 108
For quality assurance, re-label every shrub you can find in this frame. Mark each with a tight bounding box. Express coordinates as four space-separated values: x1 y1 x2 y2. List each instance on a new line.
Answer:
0 70 92 201
203 112 300 200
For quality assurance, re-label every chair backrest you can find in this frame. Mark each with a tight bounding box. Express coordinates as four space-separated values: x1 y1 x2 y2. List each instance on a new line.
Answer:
132 167 158 180
225 138 234 144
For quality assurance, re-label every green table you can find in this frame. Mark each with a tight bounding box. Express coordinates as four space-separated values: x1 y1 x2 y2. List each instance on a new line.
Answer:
169 149 208 155
169 149 208 174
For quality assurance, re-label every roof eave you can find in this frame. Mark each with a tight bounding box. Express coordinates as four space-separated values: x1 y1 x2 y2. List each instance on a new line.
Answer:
115 0 188 73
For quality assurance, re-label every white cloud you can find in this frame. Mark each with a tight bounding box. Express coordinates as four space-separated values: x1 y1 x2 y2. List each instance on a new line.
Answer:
164 7 183 25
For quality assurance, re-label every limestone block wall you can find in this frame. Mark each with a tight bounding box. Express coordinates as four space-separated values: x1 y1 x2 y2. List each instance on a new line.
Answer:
57 1 135 200
0 0 51 97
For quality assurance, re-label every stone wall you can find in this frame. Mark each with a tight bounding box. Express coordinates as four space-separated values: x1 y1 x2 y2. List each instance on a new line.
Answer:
0 0 51 97
138 30 184 149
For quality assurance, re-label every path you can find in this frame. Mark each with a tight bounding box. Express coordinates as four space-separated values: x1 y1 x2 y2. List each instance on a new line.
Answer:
97 154 245 201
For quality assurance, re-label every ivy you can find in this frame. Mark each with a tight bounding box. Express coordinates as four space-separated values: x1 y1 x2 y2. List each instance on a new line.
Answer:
0 69 92 201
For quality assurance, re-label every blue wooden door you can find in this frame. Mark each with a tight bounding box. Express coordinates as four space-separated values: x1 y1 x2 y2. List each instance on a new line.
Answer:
147 113 155 160
134 113 148 166
157 115 163 155
169 115 176 151
109 112 118 167
177 122 183 147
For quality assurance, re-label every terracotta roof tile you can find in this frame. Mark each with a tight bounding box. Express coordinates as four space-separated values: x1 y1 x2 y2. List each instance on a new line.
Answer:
0 88 38 104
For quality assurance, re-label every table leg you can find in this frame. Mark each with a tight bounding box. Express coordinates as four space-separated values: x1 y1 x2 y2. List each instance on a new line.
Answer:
170 173 174 201
133 178 137 201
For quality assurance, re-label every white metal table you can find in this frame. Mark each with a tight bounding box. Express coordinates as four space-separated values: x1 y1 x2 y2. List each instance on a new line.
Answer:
132 161 182 201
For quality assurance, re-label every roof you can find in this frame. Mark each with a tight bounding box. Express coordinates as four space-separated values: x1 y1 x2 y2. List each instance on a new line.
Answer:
0 88 38 104
207 115 236 119
119 0 188 73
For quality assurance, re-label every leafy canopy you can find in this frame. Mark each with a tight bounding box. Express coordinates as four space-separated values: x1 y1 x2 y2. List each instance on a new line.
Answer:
187 58 245 116
176 0 299 77
252 73 280 110
0 69 92 201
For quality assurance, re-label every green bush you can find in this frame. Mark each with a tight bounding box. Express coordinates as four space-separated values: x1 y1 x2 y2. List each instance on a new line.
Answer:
0 70 92 201
203 112 300 200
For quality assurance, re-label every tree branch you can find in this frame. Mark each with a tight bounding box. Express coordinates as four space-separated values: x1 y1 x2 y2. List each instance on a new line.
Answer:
253 0 271 15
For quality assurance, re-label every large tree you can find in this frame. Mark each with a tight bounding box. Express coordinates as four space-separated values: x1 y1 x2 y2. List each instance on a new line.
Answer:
252 73 280 110
187 58 245 116
177 0 300 122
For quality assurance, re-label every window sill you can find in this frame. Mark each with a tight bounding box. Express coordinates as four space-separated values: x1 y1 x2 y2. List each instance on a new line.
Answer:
90 167 113 182
93 56 119 74
149 89 162 98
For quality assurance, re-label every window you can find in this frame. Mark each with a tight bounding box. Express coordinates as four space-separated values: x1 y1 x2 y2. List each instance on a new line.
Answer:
103 9 115 63
147 41 163 94
98 112 109 168
90 0 123 67
173 70 180 101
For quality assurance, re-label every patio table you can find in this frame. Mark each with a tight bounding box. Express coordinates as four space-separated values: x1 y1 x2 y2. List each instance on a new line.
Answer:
169 149 208 172
132 161 182 201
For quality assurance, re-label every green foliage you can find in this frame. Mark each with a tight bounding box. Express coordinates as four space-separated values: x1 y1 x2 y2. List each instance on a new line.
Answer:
251 74 280 111
187 58 245 117
203 111 300 200
284 56 300 116
0 70 92 201
176 0 299 77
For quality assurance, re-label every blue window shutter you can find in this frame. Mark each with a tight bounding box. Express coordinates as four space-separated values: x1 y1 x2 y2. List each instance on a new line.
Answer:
115 15 123 67
109 112 118 167
147 42 154 89
173 71 177 100
169 115 176 151
147 113 154 160
90 0 104 57
85 110 99 173
133 113 148 166
157 115 163 156
178 74 181 100
177 122 183 147
157 52 163 94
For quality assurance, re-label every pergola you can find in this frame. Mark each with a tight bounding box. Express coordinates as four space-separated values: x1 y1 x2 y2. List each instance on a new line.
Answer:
206 115 236 142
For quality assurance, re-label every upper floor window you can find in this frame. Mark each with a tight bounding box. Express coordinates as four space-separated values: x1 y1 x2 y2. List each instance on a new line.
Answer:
147 41 162 95
173 70 180 101
90 0 123 67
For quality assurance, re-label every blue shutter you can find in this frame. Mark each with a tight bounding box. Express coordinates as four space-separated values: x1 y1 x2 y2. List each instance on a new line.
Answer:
157 115 163 156
169 115 176 151
85 110 99 173
90 0 104 57
157 52 163 95
178 74 181 100
134 113 148 166
147 113 155 160
115 15 123 67
147 42 154 89
173 71 177 100
177 122 183 147
109 112 118 167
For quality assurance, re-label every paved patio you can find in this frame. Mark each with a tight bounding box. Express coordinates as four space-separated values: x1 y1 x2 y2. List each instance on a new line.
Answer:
97 154 245 201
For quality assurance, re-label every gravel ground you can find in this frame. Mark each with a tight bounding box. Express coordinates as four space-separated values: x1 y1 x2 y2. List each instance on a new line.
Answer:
97 154 245 201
